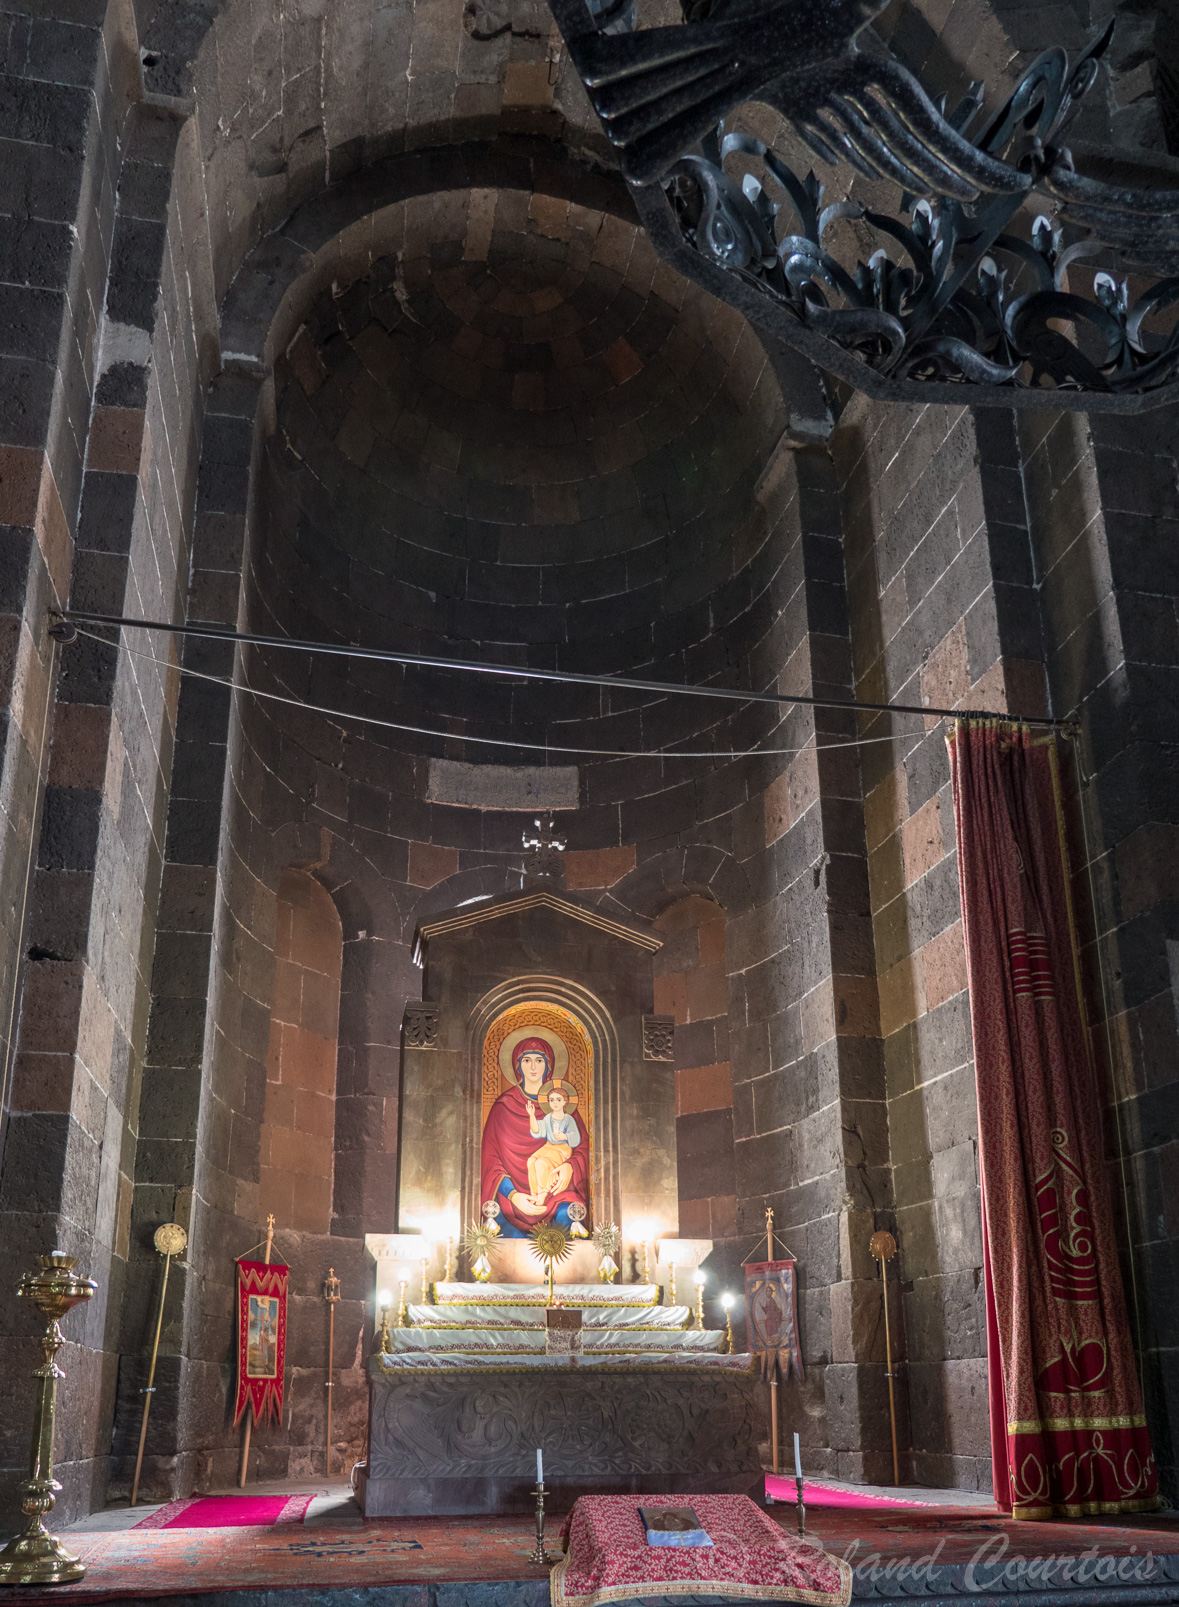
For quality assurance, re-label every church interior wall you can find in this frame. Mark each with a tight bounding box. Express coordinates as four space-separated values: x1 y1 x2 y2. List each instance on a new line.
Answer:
1 0 1178 1528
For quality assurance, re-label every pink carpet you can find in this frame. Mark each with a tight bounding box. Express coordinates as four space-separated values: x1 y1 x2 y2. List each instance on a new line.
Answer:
135 1493 315 1528
765 1474 955 1510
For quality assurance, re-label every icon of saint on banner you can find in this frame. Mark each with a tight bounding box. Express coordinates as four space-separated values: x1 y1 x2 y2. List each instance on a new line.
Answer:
247 1294 279 1378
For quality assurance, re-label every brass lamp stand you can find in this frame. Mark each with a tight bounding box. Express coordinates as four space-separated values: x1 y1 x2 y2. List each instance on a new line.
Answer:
0 1252 97 1585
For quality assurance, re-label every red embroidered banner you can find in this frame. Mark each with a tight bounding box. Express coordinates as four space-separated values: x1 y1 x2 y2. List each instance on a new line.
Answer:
234 1261 288 1427
947 721 1158 1518
744 1260 804 1382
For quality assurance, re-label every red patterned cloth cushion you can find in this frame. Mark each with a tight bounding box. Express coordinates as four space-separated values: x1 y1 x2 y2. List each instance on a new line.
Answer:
551 1495 852 1607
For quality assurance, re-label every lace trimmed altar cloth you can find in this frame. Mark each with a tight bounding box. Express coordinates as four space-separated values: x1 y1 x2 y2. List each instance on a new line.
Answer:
551 1495 852 1607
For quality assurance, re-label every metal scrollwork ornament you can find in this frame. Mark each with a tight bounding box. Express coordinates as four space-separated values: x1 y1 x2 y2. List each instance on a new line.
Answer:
549 0 1179 410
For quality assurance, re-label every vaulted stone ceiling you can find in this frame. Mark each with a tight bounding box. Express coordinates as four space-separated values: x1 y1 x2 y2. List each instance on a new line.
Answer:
247 186 789 764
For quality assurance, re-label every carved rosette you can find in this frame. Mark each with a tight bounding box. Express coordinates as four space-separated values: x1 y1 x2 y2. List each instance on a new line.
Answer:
642 1015 675 1062
403 1004 440 1051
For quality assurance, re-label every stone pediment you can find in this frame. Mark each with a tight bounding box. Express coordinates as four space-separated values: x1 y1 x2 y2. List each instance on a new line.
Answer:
412 891 661 966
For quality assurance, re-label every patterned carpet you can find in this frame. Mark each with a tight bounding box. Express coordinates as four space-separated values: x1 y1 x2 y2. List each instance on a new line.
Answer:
16 1505 1179 1604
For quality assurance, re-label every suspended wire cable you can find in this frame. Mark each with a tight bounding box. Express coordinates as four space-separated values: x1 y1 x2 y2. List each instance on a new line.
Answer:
75 628 921 762
56 610 1072 729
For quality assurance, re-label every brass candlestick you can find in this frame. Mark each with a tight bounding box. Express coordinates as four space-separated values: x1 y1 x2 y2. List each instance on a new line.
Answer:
377 1303 393 1352
722 1297 735 1353
323 1267 340 1476
870 1229 901 1486
0 1252 97 1585
131 1223 188 1505
795 1473 806 1537
667 1261 676 1303
693 1272 705 1330
420 1258 429 1303
529 1482 552 1565
396 1277 408 1327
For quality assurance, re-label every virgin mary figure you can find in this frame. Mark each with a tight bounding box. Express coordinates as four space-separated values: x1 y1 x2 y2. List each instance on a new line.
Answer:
480 1033 590 1236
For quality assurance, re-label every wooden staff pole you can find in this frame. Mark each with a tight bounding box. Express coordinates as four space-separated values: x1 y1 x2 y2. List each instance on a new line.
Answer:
870 1230 900 1486
766 1206 779 1475
239 1215 275 1488
323 1268 340 1476
130 1224 188 1505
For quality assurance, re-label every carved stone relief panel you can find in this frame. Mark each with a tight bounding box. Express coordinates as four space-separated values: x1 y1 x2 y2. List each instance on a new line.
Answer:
642 1015 675 1062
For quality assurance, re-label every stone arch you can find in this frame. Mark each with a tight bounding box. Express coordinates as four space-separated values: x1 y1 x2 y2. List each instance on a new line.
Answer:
605 845 752 926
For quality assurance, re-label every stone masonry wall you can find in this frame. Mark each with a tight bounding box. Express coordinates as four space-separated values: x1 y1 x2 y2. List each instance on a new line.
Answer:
832 397 1048 1491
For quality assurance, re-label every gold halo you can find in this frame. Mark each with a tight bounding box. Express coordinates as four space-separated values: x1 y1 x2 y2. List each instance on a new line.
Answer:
154 1223 188 1256
535 1077 579 1115
497 1026 569 1085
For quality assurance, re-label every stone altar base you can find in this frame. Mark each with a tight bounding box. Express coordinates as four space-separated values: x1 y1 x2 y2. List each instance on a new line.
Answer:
360 1360 768 1516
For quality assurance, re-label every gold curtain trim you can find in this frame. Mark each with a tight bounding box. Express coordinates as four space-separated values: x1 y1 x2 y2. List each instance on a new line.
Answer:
1008 1414 1146 1434
1012 1494 1163 1520
550 1554 853 1607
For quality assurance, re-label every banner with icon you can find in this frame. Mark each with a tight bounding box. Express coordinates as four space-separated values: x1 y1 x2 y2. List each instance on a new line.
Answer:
234 1260 288 1426
744 1259 804 1382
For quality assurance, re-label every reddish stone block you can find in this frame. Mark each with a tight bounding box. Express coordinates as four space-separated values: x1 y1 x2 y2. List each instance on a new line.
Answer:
921 920 968 1011
563 844 636 889
901 793 944 887
676 1060 733 1115
87 407 145 475
407 840 460 887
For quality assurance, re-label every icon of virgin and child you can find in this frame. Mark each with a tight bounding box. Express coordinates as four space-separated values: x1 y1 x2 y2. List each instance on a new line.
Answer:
479 1028 590 1236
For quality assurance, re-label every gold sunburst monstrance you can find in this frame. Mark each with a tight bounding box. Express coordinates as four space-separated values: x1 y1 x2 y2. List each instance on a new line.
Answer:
530 1225 572 1306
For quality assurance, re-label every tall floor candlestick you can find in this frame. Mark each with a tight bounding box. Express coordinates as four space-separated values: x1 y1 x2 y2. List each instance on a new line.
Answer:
0 1253 97 1585
870 1230 901 1486
239 1215 275 1487
131 1224 188 1505
323 1267 340 1475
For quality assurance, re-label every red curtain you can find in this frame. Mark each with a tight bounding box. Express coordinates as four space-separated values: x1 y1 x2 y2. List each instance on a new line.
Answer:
947 720 1158 1519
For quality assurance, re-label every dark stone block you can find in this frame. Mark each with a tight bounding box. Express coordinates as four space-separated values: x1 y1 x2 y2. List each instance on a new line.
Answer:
76 471 139 555
95 362 149 409
38 785 102 871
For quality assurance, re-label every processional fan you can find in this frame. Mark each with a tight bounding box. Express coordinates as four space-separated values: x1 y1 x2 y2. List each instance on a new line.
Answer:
547 0 1179 415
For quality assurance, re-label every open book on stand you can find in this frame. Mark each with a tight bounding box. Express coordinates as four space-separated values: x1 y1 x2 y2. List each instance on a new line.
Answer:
638 1506 714 1547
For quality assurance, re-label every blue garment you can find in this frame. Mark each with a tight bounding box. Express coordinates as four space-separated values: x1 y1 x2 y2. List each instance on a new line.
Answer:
496 1201 577 1238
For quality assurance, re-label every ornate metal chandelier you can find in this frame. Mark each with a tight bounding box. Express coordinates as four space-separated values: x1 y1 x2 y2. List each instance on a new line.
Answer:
549 0 1179 411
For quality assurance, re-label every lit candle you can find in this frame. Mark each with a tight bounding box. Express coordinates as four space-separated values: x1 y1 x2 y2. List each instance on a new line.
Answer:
794 1432 802 1480
537 1447 544 1485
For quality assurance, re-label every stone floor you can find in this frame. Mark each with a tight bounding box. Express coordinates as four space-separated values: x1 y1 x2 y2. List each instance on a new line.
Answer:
63 1472 996 1534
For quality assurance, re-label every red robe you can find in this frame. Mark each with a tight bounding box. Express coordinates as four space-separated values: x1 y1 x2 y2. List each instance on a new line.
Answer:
480 1084 589 1234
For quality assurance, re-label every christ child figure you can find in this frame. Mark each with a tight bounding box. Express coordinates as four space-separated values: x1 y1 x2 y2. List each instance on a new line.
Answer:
526 1081 580 1201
